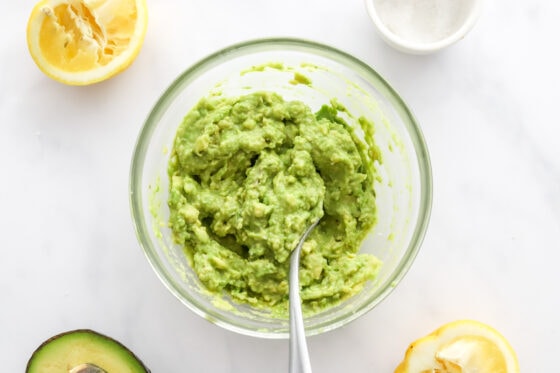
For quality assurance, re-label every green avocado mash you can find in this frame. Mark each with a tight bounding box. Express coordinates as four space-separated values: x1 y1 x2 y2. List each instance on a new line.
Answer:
168 91 381 315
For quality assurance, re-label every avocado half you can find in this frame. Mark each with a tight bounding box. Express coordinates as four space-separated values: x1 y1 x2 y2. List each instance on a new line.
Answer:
26 329 150 373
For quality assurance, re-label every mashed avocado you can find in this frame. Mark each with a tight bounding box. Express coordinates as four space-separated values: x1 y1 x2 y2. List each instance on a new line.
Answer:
168 91 381 315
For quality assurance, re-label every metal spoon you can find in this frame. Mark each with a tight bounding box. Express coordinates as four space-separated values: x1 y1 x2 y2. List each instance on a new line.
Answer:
289 219 320 373
68 363 107 373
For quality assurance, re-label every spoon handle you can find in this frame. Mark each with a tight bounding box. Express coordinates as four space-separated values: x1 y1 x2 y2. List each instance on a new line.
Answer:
289 220 320 373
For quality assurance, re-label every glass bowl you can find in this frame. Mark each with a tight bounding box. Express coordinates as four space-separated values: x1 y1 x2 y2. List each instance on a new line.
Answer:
130 38 432 338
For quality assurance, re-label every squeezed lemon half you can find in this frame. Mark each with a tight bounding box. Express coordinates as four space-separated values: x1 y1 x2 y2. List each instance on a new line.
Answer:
26 0 148 85
395 320 520 373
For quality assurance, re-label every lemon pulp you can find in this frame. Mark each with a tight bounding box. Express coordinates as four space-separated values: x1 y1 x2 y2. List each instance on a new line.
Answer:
395 320 519 373
27 0 147 85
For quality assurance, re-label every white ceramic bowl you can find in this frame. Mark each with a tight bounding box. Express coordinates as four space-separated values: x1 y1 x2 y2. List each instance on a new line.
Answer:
365 0 483 54
130 38 432 338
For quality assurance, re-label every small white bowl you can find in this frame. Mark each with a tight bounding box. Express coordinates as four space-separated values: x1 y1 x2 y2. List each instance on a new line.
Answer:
365 0 483 54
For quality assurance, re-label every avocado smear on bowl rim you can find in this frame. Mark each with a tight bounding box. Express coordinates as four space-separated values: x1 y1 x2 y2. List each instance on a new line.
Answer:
168 91 382 316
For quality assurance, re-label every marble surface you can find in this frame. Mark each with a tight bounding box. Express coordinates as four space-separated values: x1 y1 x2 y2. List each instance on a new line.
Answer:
1 0 559 371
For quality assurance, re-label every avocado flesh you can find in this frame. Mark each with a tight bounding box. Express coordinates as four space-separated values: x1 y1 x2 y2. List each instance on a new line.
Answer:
27 329 149 373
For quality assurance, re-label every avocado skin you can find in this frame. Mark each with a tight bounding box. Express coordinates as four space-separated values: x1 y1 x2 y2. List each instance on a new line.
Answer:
26 329 150 373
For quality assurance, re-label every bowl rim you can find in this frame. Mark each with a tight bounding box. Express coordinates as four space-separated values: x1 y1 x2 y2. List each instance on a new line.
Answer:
364 0 484 54
129 37 433 338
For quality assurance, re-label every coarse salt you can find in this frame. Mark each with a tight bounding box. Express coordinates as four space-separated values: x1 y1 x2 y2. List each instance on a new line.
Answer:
373 0 476 44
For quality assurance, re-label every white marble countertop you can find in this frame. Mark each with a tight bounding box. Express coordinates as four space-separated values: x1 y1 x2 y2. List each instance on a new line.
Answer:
2 0 559 371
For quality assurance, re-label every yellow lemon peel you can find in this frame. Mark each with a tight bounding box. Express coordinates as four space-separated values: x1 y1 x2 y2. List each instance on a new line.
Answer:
26 0 148 85
395 320 519 373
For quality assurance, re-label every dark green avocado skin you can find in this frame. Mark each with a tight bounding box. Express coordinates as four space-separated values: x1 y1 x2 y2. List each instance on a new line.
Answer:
26 329 150 373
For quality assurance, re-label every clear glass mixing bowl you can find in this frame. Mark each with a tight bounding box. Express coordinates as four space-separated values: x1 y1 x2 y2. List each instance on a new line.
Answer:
130 38 432 338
